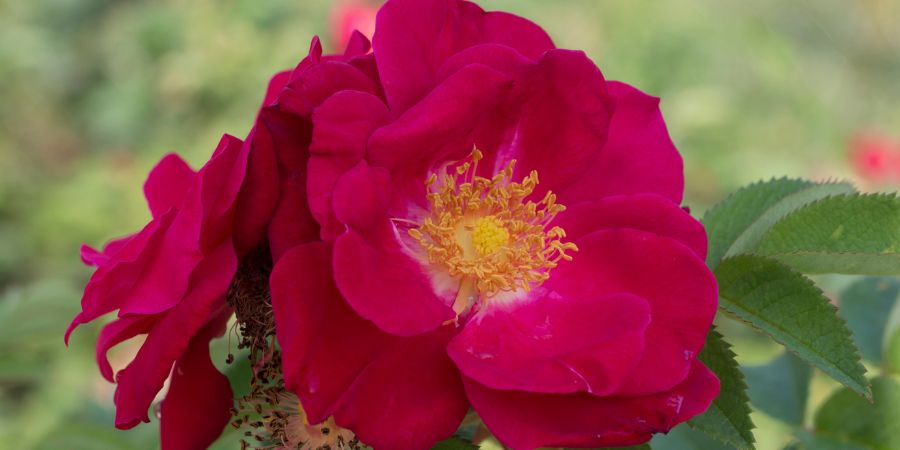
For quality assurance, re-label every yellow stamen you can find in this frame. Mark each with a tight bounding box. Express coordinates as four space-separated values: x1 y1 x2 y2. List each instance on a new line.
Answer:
471 216 510 256
409 148 578 298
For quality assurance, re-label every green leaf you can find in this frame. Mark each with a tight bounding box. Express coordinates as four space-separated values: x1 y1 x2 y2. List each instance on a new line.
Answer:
688 329 755 450
883 299 900 374
590 445 652 450
702 178 855 269
432 437 479 450
563 446 651 450
652 423 735 450
838 278 900 364
742 352 811 426
755 194 900 275
790 430 866 450
715 255 870 398
812 377 900 450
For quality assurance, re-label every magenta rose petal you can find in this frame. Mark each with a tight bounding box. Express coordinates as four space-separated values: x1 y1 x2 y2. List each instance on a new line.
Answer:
112 242 236 429
143 154 196 219
478 9 554 60
334 327 469 450
559 81 685 204
498 49 615 198
95 316 155 382
262 70 291 107
449 293 650 395
550 229 717 396
67 211 176 343
464 359 720 450
367 63 513 177
343 30 372 57
159 314 233 450
79 243 109 266
279 61 379 118
257 109 320 261
334 224 456 336
234 67 298 257
556 193 709 259
437 43 533 80
270 243 391 424
80 235 140 267
233 126 279 257
119 135 243 317
374 0 552 113
309 90 392 241
330 161 455 336
271 243 469 449
373 0 473 113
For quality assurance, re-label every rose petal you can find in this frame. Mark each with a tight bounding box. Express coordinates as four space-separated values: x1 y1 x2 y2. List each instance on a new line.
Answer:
449 293 649 395
334 223 455 337
367 63 513 174
331 161 393 231
113 242 236 429
374 0 552 113
233 126 279 257
263 70 292 107
367 63 513 209
559 81 684 204
259 109 320 262
120 135 244 317
278 61 378 118
79 244 108 267
271 243 391 424
80 233 136 267
464 359 720 450
159 312 233 450
479 8 554 60
271 243 469 450
555 194 708 259
67 210 177 343
334 327 469 450
343 30 372 57
143 154 196 219
95 316 156 382
437 43 533 81
492 49 615 199
309 91 392 241
548 229 717 396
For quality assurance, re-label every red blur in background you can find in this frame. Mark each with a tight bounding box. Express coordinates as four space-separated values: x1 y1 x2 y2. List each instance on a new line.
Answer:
850 132 900 186
331 0 379 49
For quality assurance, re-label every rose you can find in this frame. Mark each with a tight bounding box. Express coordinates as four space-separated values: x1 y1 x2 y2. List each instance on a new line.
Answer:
269 0 720 449
64 36 378 448
70 0 721 447
68 134 247 448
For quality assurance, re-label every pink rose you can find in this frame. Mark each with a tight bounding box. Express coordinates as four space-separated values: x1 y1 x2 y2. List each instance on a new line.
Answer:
269 0 720 449
69 135 246 446
70 0 720 448
68 32 382 450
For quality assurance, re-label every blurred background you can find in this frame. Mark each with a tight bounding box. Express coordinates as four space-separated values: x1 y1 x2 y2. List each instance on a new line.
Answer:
1 0 899 449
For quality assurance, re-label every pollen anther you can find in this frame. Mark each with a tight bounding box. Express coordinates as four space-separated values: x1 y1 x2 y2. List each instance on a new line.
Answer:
410 148 578 298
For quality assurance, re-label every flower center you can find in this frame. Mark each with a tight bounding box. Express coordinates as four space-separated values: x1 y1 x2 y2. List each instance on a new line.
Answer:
471 216 510 256
409 149 577 299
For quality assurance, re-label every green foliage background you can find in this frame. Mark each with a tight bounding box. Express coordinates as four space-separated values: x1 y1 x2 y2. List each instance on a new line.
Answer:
1 0 899 449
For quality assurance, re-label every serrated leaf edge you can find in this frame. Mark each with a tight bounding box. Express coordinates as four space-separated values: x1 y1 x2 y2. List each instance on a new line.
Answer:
722 182 857 262
716 255 873 400
690 328 757 450
756 192 900 252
